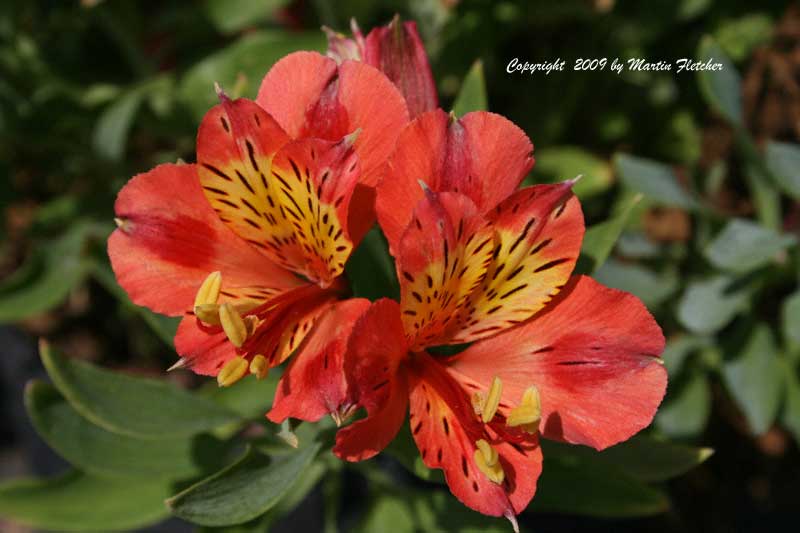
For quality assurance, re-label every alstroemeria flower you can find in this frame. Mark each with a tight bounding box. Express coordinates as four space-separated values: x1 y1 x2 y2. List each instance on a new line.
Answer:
268 113 667 527
324 16 438 119
109 54 408 382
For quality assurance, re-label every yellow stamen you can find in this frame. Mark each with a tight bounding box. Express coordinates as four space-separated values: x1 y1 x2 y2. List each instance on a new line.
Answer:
219 302 248 347
474 439 505 484
481 376 503 423
194 303 221 325
471 391 486 416
249 354 268 380
506 385 541 433
194 271 222 308
217 356 248 387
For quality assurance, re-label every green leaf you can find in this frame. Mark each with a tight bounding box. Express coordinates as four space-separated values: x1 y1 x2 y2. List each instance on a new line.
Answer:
203 371 281 419
714 14 773 63
167 442 321 526
40 342 239 439
0 221 103 323
0 471 171 531
781 358 800 443
180 30 326 121
676 275 751 334
346 226 399 301
92 89 144 160
203 0 289 34
25 380 224 479
766 141 800 199
782 290 800 345
697 36 743 127
662 335 710 376
614 153 697 209
704 218 795 273
576 195 641 274
452 60 487 116
384 423 444 483
594 259 678 308
532 442 669 517
530 146 613 198
722 324 784 435
598 435 713 482
656 369 712 438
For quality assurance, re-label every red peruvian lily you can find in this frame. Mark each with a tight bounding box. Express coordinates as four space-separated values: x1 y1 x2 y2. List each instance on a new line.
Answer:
109 55 408 383
324 16 438 119
268 111 667 527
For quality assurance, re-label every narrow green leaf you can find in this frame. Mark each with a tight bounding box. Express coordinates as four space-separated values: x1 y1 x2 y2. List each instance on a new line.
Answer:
676 275 751 334
0 222 102 323
576 195 641 274
167 443 321 526
766 140 800 199
614 153 697 209
697 36 743 127
452 60 487 116
782 290 800 345
656 370 711 438
346 226 399 301
203 371 281 419
0 471 171 531
662 335 710 376
180 31 326 121
92 89 144 160
203 0 289 34
704 218 795 273
532 442 670 517
594 259 678 308
598 435 713 482
40 342 239 439
530 146 613 198
722 324 784 435
25 381 224 479
781 358 800 443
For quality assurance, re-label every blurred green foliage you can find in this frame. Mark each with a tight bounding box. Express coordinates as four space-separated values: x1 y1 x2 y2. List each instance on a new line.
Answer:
1 0 799 531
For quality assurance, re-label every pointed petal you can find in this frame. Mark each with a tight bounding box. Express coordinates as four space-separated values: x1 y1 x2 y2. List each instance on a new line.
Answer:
256 51 339 139
363 18 438 118
377 110 534 253
452 183 584 343
396 191 495 349
109 163 301 317
268 299 372 424
448 275 667 450
336 60 410 187
408 353 542 518
257 52 409 188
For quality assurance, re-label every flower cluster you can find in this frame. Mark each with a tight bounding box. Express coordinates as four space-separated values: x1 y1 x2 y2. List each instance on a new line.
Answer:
109 17 666 529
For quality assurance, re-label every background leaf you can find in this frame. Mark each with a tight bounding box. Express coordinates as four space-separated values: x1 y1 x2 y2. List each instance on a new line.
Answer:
696 36 743 127
452 60 487 116
765 140 800 199
704 218 795 273
614 153 697 209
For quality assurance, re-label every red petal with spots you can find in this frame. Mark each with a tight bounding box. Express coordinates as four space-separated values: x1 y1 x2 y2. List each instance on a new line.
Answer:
408 352 542 519
268 298 371 424
334 299 409 461
257 52 409 188
173 315 233 376
363 19 438 118
377 109 534 253
108 163 302 317
396 191 495 349
448 275 667 450
451 182 584 343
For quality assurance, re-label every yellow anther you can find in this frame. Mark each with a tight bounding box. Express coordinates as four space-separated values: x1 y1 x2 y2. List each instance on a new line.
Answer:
219 302 248 347
244 315 259 337
481 376 503 423
506 385 541 433
113 217 130 232
194 303 221 325
474 439 505 484
471 391 486 416
249 354 268 380
194 271 222 308
217 356 248 387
